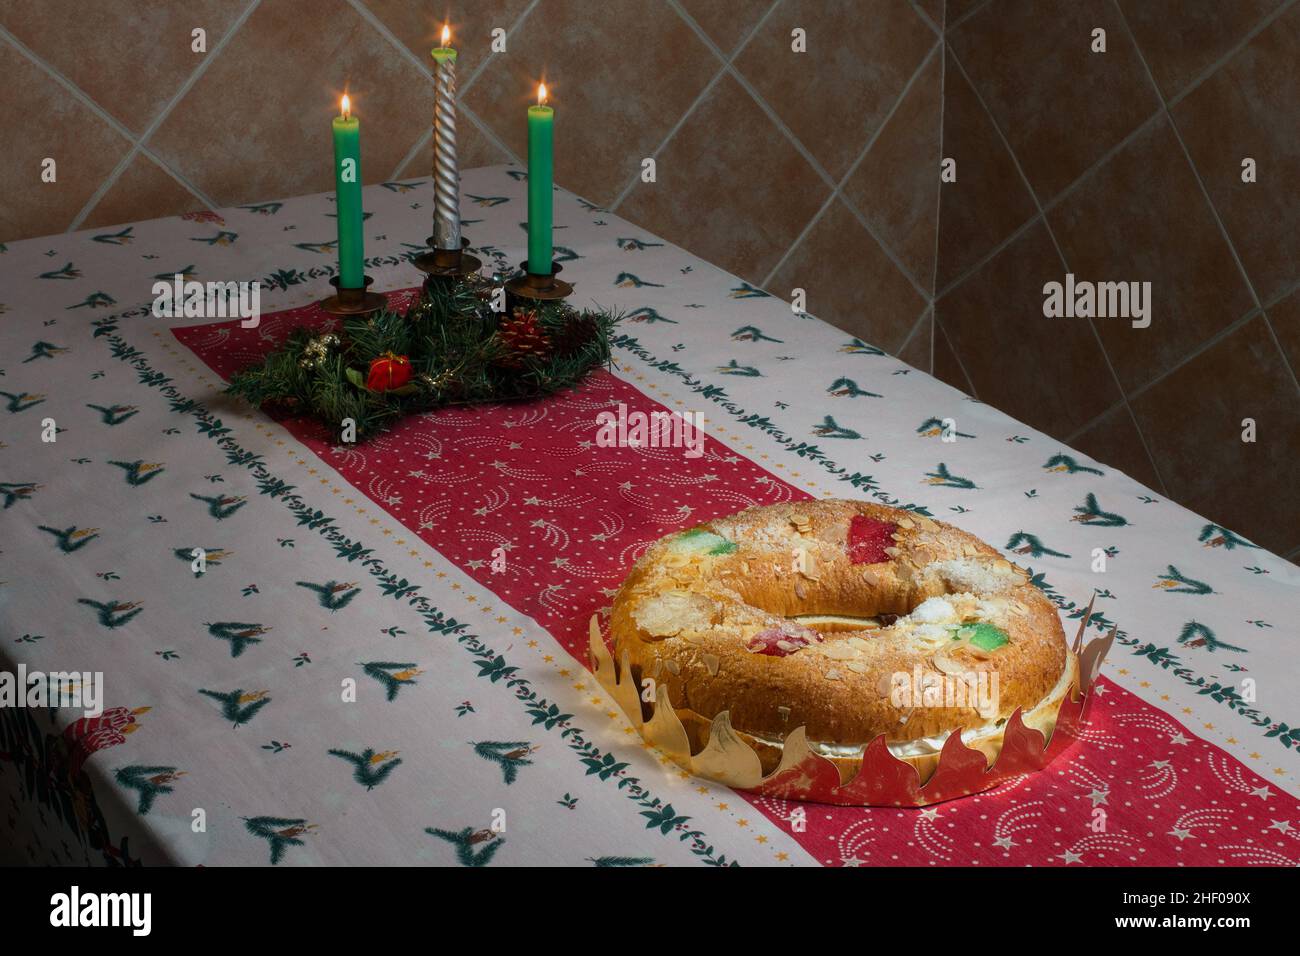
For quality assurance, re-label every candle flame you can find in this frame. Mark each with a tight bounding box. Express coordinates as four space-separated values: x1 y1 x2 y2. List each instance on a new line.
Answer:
441 24 450 46
537 82 547 106
341 93 351 119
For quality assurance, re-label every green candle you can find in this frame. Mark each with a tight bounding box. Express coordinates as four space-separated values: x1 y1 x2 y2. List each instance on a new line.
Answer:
527 83 554 275
332 94 364 289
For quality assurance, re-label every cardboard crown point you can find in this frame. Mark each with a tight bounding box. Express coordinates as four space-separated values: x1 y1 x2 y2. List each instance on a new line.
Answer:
587 615 1113 807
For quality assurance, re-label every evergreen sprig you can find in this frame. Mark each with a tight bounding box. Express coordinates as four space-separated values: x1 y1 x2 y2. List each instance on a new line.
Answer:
226 278 616 438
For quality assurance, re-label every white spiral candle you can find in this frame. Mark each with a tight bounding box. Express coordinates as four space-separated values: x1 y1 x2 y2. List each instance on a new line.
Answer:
431 27 461 252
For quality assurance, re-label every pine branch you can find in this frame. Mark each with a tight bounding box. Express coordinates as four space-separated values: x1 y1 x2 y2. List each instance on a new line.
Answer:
225 277 616 440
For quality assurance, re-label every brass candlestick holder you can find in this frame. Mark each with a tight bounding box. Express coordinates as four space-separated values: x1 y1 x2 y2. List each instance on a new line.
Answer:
504 260 574 311
319 275 386 318
413 236 483 293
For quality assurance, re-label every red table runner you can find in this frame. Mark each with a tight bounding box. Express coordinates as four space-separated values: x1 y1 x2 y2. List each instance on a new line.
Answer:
174 293 1300 866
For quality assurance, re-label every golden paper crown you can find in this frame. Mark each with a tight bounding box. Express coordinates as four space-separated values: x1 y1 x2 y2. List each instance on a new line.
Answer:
589 596 1115 807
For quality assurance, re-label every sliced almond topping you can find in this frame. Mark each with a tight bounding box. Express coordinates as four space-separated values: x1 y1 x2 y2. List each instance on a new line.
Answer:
932 653 965 675
663 659 681 676
846 661 868 674
777 705 791 722
861 568 878 586
824 669 842 681
793 580 807 600
822 643 856 660
898 516 915 529
775 639 799 653
703 653 720 676
848 636 873 651
884 546 900 558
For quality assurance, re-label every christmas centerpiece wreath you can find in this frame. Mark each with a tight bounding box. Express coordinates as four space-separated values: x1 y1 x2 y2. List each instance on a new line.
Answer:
225 275 616 438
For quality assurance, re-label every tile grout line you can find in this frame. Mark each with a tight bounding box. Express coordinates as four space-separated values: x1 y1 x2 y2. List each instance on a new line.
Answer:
460 102 524 169
391 127 434 183
1165 0 1298 109
937 317 978 398
460 0 543 97
946 0 994 35
896 302 932 357
932 107 1165 302
345 0 538 179
68 0 263 230
0 25 212 222
1112 0 1300 401
607 0 781 212
759 41 941 294
907 0 943 38
946 47 1171 495
929 12 946 376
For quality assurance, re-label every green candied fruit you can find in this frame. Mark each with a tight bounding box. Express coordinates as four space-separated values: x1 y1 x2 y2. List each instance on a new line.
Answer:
672 529 736 556
964 622 1009 651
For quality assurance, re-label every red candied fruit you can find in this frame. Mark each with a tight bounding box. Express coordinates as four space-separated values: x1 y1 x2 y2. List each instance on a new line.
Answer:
746 628 814 657
847 514 897 564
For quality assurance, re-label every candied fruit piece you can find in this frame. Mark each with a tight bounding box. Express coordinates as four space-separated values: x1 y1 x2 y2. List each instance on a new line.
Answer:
745 628 812 657
961 622 1009 651
847 514 897 565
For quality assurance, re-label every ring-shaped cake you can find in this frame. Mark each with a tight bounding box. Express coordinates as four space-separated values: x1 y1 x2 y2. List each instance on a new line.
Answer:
609 500 1076 777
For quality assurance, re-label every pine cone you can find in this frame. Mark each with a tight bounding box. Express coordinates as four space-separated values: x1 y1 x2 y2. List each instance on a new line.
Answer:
496 308 551 368
552 312 599 356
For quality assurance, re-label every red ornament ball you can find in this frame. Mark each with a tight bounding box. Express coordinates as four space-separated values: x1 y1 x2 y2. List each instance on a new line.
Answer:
366 352 412 392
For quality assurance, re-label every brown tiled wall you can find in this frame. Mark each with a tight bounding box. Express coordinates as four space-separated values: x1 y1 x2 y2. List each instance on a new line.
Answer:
934 0 1300 558
1 1 1295 557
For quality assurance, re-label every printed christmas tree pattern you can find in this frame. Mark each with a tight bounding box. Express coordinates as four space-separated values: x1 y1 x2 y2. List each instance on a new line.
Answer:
205 621 271 658
360 661 422 702
472 741 537 784
925 463 976 489
0 390 46 412
327 748 403 790
717 359 760 376
839 338 886 355
77 598 143 629
425 826 505 866
828 378 882 398
1044 454 1104 475
114 765 185 815
296 579 360 611
39 524 99 553
811 416 861 439
1006 532 1071 559
1153 565 1214 595
1198 524 1257 550
1177 621 1245 654
198 688 271 727
23 341 69 362
86 403 138 426
190 492 247 520
1071 493 1130 527
916 417 973 438
243 816 315 865
616 273 665 289
731 325 782 342
0 482 41 509
626 306 676 324
175 547 231 576
109 460 165 486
